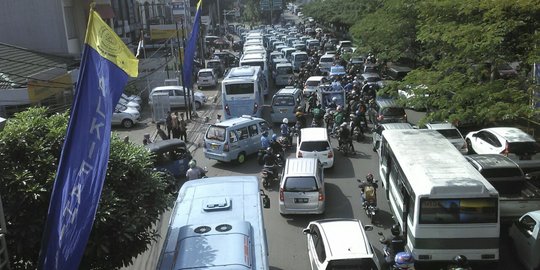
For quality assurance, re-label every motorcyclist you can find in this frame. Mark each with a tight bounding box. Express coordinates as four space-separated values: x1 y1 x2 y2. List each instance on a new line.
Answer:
295 106 306 129
186 159 206 180
382 224 406 264
280 118 291 147
260 130 270 149
332 105 345 134
307 92 317 113
263 147 278 179
311 104 324 127
328 96 338 110
446 255 472 270
358 173 379 206
270 133 282 155
338 122 353 152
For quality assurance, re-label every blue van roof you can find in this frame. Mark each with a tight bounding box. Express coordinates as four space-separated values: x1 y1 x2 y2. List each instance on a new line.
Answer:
215 115 264 127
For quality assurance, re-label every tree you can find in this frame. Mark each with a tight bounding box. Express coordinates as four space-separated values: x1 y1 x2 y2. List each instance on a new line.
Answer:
0 107 175 269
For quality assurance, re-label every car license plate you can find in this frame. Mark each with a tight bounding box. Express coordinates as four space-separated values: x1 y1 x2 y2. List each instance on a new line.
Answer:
280 109 287 113
294 198 308 203
211 144 218 150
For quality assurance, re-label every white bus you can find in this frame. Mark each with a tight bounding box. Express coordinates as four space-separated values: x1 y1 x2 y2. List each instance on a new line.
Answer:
221 66 266 119
157 176 270 270
240 53 270 95
379 129 500 263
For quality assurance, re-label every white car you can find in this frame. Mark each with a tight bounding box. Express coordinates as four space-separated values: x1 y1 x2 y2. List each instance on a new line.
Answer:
296 127 334 169
148 86 207 110
425 122 467 154
318 55 335 73
465 127 538 160
118 95 140 111
509 210 540 270
121 93 142 104
112 104 139 128
303 76 326 96
196 68 218 89
303 219 379 270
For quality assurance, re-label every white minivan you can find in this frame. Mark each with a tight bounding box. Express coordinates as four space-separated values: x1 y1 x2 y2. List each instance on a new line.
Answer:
279 158 325 215
296 127 334 169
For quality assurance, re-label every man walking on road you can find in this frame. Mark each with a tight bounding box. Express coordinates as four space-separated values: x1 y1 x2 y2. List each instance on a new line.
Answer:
171 111 180 139
179 112 188 142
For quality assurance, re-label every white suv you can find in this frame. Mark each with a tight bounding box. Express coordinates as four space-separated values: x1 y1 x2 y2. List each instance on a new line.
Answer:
303 218 379 270
296 127 334 169
465 127 538 160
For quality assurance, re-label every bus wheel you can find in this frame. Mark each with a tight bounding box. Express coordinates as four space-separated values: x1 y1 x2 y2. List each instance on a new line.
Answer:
237 152 246 164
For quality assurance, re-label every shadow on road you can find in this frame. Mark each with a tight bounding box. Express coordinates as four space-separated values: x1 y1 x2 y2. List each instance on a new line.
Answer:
208 155 263 174
322 182 354 219
326 154 356 178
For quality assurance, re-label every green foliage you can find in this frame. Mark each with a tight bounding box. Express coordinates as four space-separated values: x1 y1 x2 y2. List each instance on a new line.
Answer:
0 107 175 269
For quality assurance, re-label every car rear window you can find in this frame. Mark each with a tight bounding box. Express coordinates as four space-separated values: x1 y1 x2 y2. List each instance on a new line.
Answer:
206 126 226 142
436 129 463 140
480 167 523 179
509 142 539 154
381 107 405 116
320 57 333 63
306 80 320 86
300 141 330 152
199 71 213 77
272 96 295 106
284 177 318 192
328 258 377 269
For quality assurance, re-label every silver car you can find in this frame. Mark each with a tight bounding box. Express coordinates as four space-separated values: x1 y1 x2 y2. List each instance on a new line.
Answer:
279 158 325 215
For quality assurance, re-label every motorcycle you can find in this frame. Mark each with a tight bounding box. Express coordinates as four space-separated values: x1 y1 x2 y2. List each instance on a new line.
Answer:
339 137 354 156
257 149 266 165
358 179 378 223
353 126 364 142
260 162 281 189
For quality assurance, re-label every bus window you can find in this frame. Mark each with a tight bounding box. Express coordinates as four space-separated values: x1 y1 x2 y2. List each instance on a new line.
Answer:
419 198 498 224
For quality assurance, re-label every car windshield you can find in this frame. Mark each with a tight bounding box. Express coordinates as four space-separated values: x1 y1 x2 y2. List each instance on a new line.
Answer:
382 107 405 116
295 54 308 61
320 57 333 63
284 177 318 192
272 96 295 106
199 71 213 77
205 126 226 142
331 67 345 73
366 76 381 82
435 129 463 140
300 141 330 152
306 80 320 86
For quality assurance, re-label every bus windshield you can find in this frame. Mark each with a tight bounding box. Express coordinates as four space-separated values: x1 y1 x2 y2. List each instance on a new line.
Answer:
419 198 498 224
225 83 254 95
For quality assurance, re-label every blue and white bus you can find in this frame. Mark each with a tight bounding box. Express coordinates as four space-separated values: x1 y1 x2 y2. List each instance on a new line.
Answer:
157 176 270 270
239 53 270 95
222 66 266 119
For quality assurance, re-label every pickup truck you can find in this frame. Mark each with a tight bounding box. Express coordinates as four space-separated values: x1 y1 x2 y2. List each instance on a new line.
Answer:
465 154 540 221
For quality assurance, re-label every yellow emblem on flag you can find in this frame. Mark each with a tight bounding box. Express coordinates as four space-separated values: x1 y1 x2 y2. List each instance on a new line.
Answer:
85 10 139 77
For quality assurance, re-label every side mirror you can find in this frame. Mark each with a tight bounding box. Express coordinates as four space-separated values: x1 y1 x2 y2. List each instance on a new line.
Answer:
364 225 373 231
302 228 311 235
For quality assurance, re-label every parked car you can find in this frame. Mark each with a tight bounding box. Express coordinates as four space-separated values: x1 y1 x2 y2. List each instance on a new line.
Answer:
121 93 142 104
145 139 192 179
302 218 379 270
425 122 467 154
509 210 540 270
465 127 538 160
196 68 218 89
112 104 139 128
148 86 207 110
206 59 225 77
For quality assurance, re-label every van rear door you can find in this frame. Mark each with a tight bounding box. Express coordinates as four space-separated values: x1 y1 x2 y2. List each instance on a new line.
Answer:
283 176 320 210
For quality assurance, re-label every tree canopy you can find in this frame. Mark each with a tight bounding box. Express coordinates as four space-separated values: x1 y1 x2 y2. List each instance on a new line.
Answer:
0 107 175 269
304 0 540 125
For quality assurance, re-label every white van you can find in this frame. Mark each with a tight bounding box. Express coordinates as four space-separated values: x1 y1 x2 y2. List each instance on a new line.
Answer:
196 68 218 89
296 127 334 169
291 51 309 72
279 158 325 215
303 76 326 96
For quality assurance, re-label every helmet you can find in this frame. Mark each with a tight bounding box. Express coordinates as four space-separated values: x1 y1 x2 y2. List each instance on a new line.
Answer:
336 105 342 111
297 106 303 112
283 118 289 124
188 160 197 169
391 224 401 236
272 134 277 141
366 173 374 182
349 113 356 119
266 147 273 154
394 252 415 269
332 97 338 102
453 255 468 267
341 122 348 128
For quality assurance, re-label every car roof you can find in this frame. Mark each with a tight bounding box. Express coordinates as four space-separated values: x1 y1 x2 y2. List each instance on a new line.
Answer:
361 73 380 78
276 63 293 68
307 76 325 81
465 154 520 170
300 127 328 141
381 123 414 130
145 139 187 154
276 87 301 95
483 127 536 143
199 68 215 73
526 210 540 221
315 219 373 260
152 86 185 92
213 115 264 127
425 122 456 130
283 158 319 176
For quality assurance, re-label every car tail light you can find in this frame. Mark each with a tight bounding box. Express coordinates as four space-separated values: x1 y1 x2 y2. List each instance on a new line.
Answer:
298 151 303 158
223 142 229 152
279 188 284 201
328 151 333 158
501 141 509 156
253 103 259 114
318 190 324 201
225 104 231 115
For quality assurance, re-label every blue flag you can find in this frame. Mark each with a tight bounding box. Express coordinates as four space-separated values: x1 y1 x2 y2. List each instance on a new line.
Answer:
183 0 202 89
38 9 138 269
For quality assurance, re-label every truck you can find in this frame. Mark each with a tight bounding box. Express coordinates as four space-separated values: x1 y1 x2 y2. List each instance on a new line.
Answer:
465 154 540 221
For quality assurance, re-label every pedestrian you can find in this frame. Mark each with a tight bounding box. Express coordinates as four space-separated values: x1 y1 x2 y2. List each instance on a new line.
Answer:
165 110 173 139
171 111 180 139
155 123 168 141
216 114 222 123
179 112 188 142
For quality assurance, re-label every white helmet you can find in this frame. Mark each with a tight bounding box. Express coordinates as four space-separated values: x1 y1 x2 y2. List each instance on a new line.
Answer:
332 97 338 102
283 118 289 124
